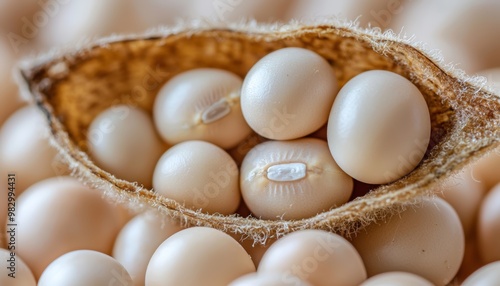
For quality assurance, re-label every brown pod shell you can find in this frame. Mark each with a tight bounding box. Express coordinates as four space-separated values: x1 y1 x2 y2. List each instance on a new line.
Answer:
16 21 500 244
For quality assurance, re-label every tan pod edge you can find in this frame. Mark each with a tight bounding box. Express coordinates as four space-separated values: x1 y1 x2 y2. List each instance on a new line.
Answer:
17 22 500 244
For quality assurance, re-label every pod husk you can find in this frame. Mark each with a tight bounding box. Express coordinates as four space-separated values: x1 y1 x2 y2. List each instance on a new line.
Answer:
17 21 500 244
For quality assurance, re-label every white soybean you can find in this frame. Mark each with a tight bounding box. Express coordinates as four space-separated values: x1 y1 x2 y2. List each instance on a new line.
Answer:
241 47 338 140
328 70 431 184
462 261 500 286
351 197 464 286
153 140 240 214
391 0 500 74
0 249 36 286
39 0 140 48
154 68 251 149
88 105 165 188
229 272 312 286
240 138 352 220
113 212 182 286
258 230 367 286
38 250 133 286
0 106 62 194
360 272 433 286
477 183 500 264
15 177 122 279
145 227 255 286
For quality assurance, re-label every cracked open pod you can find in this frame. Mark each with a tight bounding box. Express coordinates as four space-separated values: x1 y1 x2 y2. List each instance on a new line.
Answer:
18 21 500 243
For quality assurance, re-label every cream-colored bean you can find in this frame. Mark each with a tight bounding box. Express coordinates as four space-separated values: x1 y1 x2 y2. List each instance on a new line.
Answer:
133 0 290 28
39 0 140 48
154 68 251 149
88 105 165 189
240 138 353 220
38 250 133 286
0 249 36 286
241 47 338 140
15 177 122 279
328 70 431 184
0 106 62 194
286 0 406 29
229 272 312 286
258 230 366 286
360 272 433 286
113 212 182 286
145 227 255 286
153 140 240 215
477 183 500 264
462 261 500 286
351 197 464 286
391 0 500 74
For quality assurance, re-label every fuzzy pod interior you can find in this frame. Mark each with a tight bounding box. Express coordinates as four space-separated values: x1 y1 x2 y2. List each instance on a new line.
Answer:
17 21 500 244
